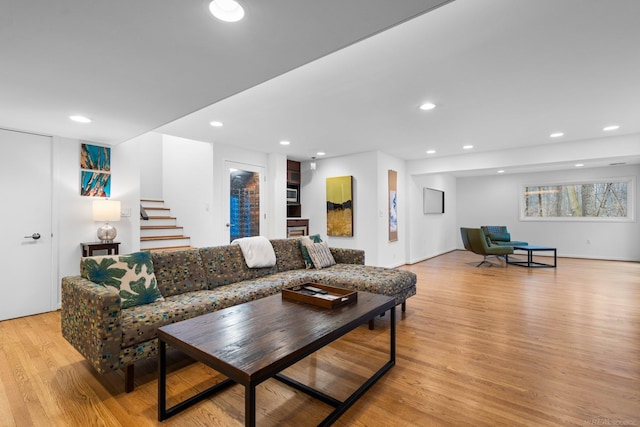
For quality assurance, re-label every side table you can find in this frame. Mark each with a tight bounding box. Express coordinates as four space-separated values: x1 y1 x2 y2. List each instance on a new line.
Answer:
81 242 120 257
506 245 556 268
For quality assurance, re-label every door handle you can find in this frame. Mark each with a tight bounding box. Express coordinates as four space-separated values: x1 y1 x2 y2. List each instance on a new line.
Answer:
24 233 41 240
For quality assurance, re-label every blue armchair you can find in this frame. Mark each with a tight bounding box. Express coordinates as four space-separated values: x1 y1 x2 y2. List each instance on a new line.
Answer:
481 226 528 247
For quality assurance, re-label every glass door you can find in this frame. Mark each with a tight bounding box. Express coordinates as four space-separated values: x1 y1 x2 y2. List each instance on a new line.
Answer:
225 162 264 243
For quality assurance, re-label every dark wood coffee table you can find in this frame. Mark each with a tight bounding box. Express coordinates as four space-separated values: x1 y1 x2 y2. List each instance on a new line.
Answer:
157 291 396 426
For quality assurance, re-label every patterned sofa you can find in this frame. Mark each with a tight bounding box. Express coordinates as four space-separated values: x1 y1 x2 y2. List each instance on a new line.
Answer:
61 238 417 392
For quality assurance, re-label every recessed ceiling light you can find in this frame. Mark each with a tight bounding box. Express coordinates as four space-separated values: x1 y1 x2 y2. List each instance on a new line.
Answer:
209 121 223 127
497 170 505 174
316 152 326 156
426 150 436 154
550 132 564 138
419 102 436 111
69 115 91 123
463 145 473 150
603 125 620 131
209 0 245 22
575 163 584 167
280 140 290 146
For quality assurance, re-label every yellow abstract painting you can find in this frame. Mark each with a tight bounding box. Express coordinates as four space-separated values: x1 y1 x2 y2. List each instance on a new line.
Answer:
326 176 353 236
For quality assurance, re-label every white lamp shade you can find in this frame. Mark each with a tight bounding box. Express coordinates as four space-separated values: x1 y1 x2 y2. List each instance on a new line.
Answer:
93 200 121 222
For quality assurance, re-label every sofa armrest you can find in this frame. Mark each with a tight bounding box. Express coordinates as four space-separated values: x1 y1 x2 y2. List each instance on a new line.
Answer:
61 276 123 374
330 248 365 265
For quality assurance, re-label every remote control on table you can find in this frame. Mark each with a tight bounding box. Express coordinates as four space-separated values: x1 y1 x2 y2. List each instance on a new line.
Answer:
304 286 328 294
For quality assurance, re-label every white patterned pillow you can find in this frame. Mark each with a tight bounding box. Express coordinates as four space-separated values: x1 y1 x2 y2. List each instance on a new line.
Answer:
305 241 336 269
299 234 322 269
81 251 164 309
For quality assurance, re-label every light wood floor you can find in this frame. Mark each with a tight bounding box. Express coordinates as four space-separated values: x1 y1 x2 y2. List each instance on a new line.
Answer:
1 251 638 426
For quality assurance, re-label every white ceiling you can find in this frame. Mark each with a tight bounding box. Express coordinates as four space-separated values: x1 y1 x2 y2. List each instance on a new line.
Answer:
1 0 449 144
3 0 640 170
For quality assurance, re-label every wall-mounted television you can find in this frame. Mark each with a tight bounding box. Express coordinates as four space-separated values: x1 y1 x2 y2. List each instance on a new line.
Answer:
423 187 445 214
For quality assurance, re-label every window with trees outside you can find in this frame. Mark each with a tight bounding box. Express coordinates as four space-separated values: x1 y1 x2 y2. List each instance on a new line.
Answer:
520 177 635 221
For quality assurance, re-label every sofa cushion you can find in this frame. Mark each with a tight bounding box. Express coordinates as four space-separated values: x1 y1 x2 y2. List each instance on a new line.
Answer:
81 252 164 309
121 271 309 347
303 263 416 297
306 241 336 269
271 239 306 271
121 290 222 347
200 245 276 288
151 249 209 297
210 274 300 307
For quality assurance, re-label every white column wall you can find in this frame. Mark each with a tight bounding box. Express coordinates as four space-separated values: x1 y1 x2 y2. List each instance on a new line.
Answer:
376 152 409 268
161 135 216 248
408 173 458 264
139 132 163 200
301 152 378 264
268 152 288 239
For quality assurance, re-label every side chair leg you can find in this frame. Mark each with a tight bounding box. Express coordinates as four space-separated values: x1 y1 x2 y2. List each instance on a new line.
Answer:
477 257 491 267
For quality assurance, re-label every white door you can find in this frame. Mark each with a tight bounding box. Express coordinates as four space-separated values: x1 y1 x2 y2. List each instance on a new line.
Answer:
0 129 53 320
224 161 265 243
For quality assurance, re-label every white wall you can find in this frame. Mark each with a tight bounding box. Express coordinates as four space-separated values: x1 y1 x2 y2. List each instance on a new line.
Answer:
408 173 458 264
139 132 163 200
268 153 288 239
54 137 97 287
301 151 409 267
161 135 216 247
301 152 377 264
377 152 409 268
138 134 287 247
111 138 142 254
53 136 141 307
456 164 640 261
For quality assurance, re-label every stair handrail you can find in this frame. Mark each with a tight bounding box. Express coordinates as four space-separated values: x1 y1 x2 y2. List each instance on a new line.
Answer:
140 204 149 220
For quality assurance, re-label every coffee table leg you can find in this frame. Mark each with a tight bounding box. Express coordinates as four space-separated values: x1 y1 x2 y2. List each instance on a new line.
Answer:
246 384 256 427
158 339 167 421
390 306 396 363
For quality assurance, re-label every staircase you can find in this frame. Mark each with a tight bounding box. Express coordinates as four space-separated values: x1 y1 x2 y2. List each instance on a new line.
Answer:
140 199 192 251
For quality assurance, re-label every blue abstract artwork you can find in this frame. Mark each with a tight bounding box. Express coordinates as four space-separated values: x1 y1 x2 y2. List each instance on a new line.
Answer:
80 143 111 197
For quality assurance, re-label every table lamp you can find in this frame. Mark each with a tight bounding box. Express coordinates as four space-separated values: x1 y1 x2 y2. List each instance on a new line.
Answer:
93 200 121 243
